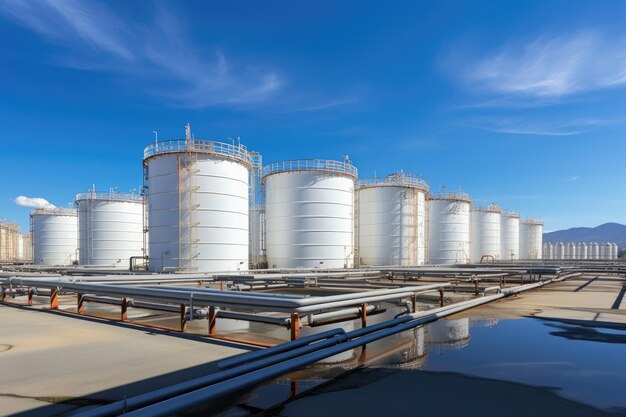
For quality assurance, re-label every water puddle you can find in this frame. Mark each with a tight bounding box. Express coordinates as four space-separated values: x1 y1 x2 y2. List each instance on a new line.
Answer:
212 315 626 416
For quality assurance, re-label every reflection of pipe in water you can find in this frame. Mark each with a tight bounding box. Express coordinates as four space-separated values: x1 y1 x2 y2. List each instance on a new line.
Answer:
427 318 470 348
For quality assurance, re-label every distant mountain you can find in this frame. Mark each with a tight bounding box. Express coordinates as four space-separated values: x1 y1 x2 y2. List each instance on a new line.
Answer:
543 223 626 247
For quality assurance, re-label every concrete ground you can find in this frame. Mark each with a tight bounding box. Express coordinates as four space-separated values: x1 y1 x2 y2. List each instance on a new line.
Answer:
464 273 626 323
0 305 249 416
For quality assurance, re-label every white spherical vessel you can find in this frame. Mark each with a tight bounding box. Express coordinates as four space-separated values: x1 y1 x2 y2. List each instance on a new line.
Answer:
144 139 253 272
427 192 471 265
356 173 428 266
263 159 357 269
76 190 145 268
520 219 543 259
500 210 520 261
470 204 501 263
31 208 78 266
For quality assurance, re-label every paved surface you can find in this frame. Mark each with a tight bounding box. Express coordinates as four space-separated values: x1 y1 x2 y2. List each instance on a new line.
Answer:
0 304 248 416
466 274 626 323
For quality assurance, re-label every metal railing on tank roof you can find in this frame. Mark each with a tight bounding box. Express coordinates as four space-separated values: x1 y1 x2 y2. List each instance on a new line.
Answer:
143 139 253 166
522 218 544 225
262 159 358 179
471 203 501 213
75 191 143 203
30 208 77 217
428 191 471 203
357 173 429 191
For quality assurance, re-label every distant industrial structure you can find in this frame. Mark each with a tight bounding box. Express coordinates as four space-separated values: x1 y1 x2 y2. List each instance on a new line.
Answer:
543 242 619 260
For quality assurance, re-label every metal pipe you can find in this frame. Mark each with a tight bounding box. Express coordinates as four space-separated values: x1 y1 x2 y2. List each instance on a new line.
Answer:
306 305 376 325
119 294 503 417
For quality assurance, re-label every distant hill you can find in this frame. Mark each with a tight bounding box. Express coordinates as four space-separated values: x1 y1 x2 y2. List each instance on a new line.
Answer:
543 223 626 247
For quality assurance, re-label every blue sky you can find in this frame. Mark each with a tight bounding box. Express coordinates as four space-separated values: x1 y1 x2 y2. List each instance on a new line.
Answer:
1 0 626 232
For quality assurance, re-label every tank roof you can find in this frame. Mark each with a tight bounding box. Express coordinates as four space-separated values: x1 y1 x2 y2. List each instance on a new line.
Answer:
471 203 501 213
357 173 428 191
428 191 471 203
262 159 357 179
30 207 77 217
521 218 544 225
501 209 520 218
143 139 254 167
75 190 143 204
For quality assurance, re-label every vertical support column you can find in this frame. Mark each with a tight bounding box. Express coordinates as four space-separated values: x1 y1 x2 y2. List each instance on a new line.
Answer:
474 280 479 296
77 293 85 314
180 303 187 332
410 295 417 313
439 288 445 307
208 306 217 335
28 288 34 306
290 312 300 341
290 380 300 398
121 297 128 321
1 287 5 302
50 288 58 310
360 303 367 328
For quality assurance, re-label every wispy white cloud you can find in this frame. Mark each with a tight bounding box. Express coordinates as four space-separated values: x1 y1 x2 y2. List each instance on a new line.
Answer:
461 115 625 137
459 31 626 99
14 196 56 209
0 0 280 108
566 175 581 182
284 96 363 113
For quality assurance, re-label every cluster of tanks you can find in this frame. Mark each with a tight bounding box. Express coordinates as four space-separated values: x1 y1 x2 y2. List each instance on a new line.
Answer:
543 242 619 260
29 132 547 271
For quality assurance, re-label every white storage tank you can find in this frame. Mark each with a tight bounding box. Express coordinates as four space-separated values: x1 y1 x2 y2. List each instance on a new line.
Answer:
356 173 428 266
555 242 564 260
76 189 145 268
470 204 501 263
263 158 357 269
543 243 554 260
520 218 543 259
31 208 78 266
144 135 254 272
500 210 520 261
589 242 599 259
577 242 588 260
612 243 619 259
427 191 471 265
600 242 612 260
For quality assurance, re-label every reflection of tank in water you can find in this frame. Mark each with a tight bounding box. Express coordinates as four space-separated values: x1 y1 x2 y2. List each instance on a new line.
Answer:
427 318 470 349
470 317 499 328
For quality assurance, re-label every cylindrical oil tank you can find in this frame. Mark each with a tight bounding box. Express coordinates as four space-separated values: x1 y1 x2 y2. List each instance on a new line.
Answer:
555 242 564 260
356 173 428 266
577 242 588 260
520 219 543 259
31 208 78 266
612 243 619 259
600 242 612 260
144 139 253 272
500 210 520 261
589 242 599 259
470 204 501 263
542 243 553 260
427 192 471 265
262 159 357 269
76 190 145 268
